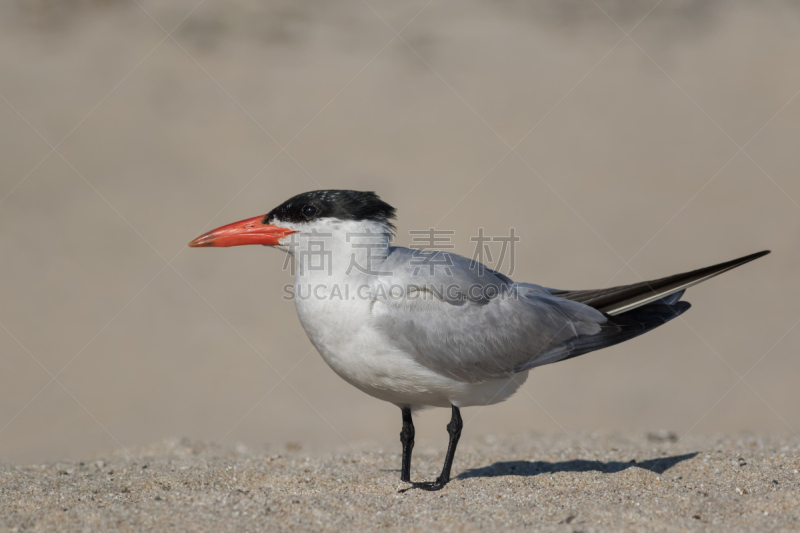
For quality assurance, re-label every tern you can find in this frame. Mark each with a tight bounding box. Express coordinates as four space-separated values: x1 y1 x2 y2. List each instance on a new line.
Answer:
189 189 769 491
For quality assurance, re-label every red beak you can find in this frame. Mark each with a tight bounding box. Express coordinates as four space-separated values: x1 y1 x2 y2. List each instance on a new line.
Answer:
188 215 297 247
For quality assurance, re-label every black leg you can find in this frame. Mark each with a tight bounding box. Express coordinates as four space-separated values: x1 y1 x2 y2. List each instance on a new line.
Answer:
436 405 463 485
399 406 415 482
399 405 462 492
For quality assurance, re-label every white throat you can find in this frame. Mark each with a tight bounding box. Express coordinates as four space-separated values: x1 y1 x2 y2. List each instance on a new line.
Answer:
273 217 392 284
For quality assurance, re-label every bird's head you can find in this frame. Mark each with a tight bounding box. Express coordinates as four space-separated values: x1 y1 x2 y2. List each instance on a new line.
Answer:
188 190 396 250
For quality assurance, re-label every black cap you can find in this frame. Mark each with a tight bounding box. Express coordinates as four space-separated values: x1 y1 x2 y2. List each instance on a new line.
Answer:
264 190 396 230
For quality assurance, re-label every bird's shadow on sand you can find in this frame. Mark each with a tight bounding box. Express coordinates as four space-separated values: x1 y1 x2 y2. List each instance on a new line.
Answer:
457 452 698 479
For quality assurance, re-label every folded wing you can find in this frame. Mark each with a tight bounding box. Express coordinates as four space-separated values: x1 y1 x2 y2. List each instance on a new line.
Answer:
371 248 609 382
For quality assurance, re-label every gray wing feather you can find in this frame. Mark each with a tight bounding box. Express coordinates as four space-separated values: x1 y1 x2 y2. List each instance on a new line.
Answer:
371 248 608 382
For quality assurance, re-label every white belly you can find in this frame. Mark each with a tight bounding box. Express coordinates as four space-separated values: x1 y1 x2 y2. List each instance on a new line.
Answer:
293 287 528 409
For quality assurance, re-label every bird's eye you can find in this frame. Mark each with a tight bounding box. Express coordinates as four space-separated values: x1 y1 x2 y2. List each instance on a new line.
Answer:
302 205 317 219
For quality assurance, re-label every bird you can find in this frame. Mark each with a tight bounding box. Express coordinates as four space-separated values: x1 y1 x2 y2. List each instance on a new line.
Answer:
189 189 769 491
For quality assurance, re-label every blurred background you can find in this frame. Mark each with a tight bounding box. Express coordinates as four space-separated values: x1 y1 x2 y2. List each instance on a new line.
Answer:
1 0 798 463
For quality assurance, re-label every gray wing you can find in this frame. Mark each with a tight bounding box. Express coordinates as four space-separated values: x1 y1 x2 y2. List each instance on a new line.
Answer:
370 247 609 382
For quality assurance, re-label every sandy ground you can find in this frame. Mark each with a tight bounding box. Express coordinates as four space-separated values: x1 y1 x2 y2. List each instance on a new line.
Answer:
3 5 798 529
2 432 799 532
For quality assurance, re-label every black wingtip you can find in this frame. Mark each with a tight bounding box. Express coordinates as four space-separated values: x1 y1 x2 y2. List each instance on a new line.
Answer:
746 249 770 259
554 249 772 316
732 250 771 266
702 250 771 274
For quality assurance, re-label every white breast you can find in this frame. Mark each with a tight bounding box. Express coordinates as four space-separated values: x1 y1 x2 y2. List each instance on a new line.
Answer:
293 281 527 409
